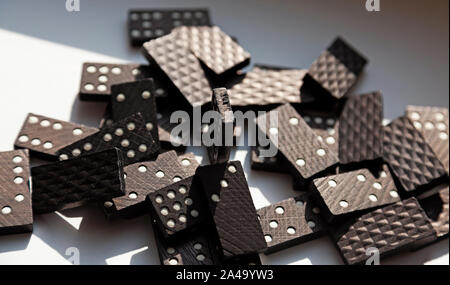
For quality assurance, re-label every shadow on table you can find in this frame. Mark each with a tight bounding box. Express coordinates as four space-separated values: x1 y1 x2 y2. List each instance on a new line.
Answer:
31 204 157 265
130 240 159 265
259 236 343 265
0 232 32 254
70 95 107 128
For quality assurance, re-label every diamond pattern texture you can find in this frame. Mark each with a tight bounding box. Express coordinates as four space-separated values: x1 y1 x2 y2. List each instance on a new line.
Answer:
257 194 327 254
57 113 159 166
313 165 400 216
229 66 307 106
0 150 33 235
331 198 436 265
406 105 449 174
258 104 339 182
339 92 383 164
31 149 125 214
308 50 356 99
383 116 446 192
14 113 98 158
142 32 212 107
197 161 266 258
174 26 251 75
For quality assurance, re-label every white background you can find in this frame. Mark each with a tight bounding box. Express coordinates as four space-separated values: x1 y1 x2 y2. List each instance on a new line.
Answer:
0 0 448 265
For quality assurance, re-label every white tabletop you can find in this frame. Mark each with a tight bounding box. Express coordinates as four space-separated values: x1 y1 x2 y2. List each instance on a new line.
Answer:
0 0 448 265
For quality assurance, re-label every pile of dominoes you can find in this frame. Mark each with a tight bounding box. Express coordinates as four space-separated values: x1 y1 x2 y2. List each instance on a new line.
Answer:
1 8 448 265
